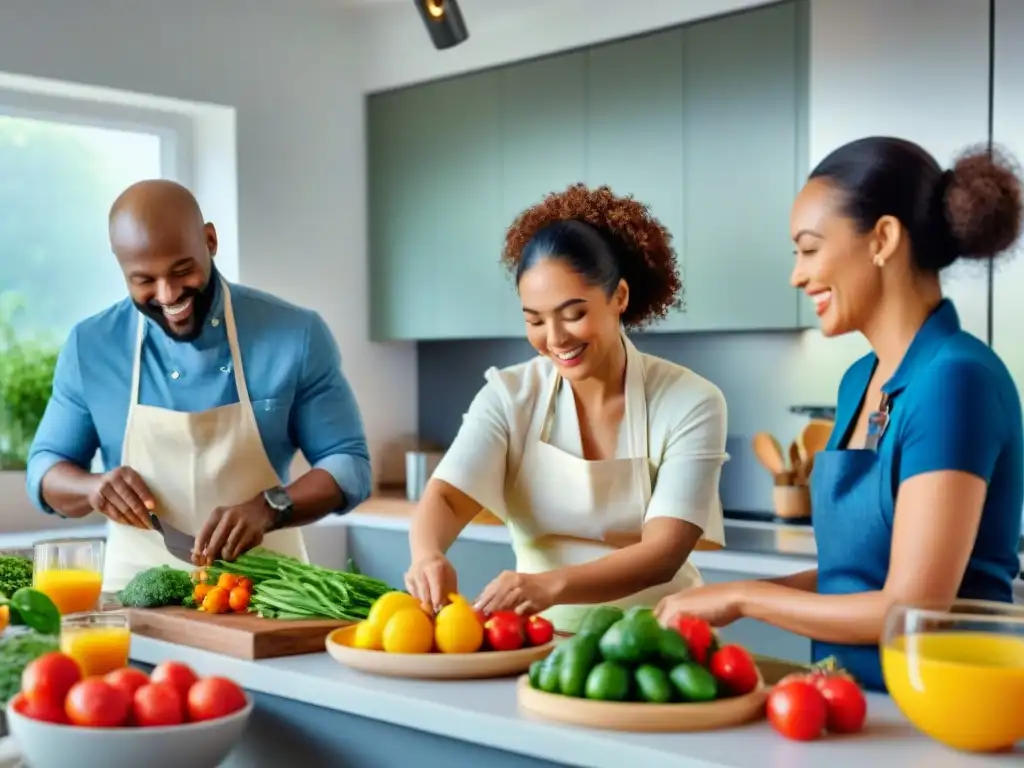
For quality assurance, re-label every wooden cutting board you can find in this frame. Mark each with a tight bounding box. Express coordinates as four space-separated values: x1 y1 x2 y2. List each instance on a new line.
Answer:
126 607 352 660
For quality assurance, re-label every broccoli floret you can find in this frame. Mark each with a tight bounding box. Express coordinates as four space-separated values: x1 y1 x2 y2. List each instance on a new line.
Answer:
0 555 33 599
117 566 194 608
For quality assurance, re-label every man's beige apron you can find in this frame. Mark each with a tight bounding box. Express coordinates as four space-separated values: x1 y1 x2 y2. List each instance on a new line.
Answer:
102 278 308 593
506 335 719 633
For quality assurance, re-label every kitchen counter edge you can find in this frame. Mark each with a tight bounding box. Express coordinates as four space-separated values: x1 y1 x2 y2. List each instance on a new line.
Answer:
127 636 1019 768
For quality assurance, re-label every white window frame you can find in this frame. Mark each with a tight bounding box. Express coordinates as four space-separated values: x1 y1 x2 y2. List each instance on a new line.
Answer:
0 86 194 190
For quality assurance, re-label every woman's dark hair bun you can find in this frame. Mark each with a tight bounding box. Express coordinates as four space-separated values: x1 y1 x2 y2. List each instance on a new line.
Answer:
810 136 1024 272
944 147 1023 260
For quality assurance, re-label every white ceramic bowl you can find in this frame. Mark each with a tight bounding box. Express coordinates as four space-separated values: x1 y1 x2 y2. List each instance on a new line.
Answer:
6 698 253 768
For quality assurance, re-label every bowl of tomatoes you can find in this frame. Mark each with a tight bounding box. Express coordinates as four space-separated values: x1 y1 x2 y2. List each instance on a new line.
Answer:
6 654 253 768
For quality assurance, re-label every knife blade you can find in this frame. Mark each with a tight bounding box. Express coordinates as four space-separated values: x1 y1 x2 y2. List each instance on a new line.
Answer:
149 514 196 563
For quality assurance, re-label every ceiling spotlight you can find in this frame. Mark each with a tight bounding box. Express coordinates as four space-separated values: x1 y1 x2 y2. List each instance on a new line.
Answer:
414 0 469 50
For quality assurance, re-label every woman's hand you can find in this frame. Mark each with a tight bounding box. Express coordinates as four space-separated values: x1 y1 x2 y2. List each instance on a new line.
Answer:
654 581 747 628
404 553 458 613
475 570 560 616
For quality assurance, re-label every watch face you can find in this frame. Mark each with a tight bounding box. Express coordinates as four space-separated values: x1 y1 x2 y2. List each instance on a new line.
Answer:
265 487 291 510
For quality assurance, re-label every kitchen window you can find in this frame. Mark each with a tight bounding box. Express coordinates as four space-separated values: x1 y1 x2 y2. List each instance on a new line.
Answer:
0 87 192 470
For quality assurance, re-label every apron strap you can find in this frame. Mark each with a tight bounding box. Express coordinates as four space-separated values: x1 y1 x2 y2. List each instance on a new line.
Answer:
621 333 652 506
538 366 562 445
219 277 252 407
131 312 146 406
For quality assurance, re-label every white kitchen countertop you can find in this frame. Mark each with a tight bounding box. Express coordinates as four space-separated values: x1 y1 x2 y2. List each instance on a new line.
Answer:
127 635 1021 768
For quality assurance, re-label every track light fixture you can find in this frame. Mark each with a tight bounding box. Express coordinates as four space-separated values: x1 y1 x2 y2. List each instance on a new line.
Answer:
413 0 469 50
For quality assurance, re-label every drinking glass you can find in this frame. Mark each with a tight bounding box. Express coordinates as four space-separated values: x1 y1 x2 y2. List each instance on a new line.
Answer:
60 612 131 677
33 538 105 615
881 598 1024 752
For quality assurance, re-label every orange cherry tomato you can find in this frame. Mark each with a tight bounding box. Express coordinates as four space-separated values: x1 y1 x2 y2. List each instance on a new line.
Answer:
217 573 239 590
202 586 231 614
193 583 213 602
228 586 251 612
236 577 253 591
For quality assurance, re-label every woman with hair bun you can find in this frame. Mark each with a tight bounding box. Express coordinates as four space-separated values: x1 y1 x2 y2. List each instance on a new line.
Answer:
656 137 1024 692
405 184 730 632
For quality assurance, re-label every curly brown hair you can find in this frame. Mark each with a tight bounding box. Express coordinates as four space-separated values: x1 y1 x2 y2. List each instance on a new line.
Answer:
501 183 682 329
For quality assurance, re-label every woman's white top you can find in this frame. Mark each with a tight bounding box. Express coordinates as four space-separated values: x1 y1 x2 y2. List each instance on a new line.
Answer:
433 344 728 544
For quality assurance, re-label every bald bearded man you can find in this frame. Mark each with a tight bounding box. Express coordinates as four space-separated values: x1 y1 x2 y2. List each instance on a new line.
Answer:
26 180 371 591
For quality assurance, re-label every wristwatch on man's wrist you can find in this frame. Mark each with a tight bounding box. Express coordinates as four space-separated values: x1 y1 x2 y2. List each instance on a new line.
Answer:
263 486 294 531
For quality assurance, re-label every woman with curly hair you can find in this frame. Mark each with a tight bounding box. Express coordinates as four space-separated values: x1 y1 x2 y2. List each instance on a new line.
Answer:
656 137 1024 692
404 184 729 631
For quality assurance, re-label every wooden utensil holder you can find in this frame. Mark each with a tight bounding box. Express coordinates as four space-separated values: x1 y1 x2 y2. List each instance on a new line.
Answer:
773 484 811 519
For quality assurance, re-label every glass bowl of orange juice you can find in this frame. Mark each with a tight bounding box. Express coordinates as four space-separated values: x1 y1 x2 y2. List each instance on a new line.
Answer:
881 598 1024 753
60 612 131 677
33 538 105 616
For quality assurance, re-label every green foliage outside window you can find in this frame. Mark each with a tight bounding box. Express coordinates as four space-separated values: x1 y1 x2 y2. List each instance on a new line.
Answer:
0 112 161 470
0 293 59 469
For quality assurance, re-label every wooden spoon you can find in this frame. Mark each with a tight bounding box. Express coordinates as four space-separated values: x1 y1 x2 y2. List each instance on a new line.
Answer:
797 419 833 462
752 432 787 476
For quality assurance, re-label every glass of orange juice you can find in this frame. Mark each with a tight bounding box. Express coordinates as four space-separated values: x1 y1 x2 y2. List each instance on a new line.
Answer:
60 612 131 677
881 598 1024 753
33 538 105 615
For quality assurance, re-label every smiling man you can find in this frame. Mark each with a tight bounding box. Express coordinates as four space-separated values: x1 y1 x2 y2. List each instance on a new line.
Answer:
26 179 371 591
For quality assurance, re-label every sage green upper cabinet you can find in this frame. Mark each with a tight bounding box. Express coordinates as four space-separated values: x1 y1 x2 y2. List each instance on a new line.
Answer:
680 1 806 331
367 2 810 340
586 30 687 330
368 71 513 341
499 52 588 231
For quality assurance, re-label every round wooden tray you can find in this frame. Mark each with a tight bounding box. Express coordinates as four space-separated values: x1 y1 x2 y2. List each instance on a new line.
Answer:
325 625 556 680
516 674 768 732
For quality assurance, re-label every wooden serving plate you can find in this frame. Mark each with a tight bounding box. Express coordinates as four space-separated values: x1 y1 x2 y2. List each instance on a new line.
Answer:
325 625 556 680
516 674 768 733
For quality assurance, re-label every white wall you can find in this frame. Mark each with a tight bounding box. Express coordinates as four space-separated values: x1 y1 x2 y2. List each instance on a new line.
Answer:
992 0 1024 387
356 0 775 92
0 0 418 532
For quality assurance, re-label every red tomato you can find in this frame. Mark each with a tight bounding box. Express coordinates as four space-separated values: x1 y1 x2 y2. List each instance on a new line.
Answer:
12 691 68 724
65 679 131 728
484 611 524 652
9 692 28 715
709 644 759 696
133 682 185 727
150 661 198 711
104 667 150 701
672 616 714 665
236 577 253 591
524 616 554 647
815 675 867 734
21 652 82 709
187 677 247 722
767 680 828 742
